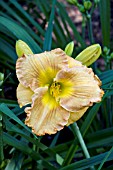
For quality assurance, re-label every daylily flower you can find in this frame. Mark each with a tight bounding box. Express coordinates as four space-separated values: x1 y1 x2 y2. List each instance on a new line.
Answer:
16 48 104 136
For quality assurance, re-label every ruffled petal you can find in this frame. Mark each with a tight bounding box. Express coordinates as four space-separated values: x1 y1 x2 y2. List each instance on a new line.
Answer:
25 87 70 136
17 83 34 107
66 107 89 126
67 56 82 68
16 48 68 91
55 66 104 112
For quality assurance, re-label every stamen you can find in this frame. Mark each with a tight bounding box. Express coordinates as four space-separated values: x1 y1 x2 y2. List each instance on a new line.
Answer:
50 81 61 98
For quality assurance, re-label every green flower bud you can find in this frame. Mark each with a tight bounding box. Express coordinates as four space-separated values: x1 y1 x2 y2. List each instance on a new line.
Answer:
107 55 111 62
65 41 74 56
78 4 85 13
103 46 110 55
0 72 4 87
16 40 33 58
110 52 113 59
94 0 100 4
0 72 4 89
67 0 78 5
0 72 4 82
87 14 91 19
0 81 3 86
75 44 101 66
84 1 92 10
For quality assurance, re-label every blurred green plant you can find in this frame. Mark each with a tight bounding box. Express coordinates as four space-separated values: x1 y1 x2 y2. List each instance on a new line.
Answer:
0 0 113 170
0 73 4 91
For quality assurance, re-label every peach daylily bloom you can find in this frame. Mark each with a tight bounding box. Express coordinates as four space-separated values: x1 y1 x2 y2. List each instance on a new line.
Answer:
16 48 104 136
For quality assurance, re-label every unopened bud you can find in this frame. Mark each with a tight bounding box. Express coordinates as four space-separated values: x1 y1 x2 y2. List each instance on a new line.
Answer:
67 0 78 5
87 14 91 19
94 0 100 4
84 1 92 10
106 55 111 62
78 4 85 13
110 52 113 59
75 44 101 66
0 72 4 87
16 40 33 57
0 73 4 81
103 46 110 55
65 41 74 56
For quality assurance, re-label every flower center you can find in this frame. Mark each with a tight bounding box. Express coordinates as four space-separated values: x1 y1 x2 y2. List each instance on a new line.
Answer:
50 81 61 98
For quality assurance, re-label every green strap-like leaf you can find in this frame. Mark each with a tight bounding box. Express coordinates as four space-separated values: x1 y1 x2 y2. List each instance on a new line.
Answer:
99 0 110 47
43 0 57 51
0 103 30 133
0 16 42 53
60 150 113 170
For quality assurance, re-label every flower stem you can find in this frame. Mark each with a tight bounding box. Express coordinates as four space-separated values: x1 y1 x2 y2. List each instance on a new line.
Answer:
71 122 95 170
0 113 4 162
87 13 94 44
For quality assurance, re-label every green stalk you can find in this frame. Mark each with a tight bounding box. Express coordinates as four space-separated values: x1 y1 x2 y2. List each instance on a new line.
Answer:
0 113 4 162
82 15 86 40
71 122 95 170
87 14 94 44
